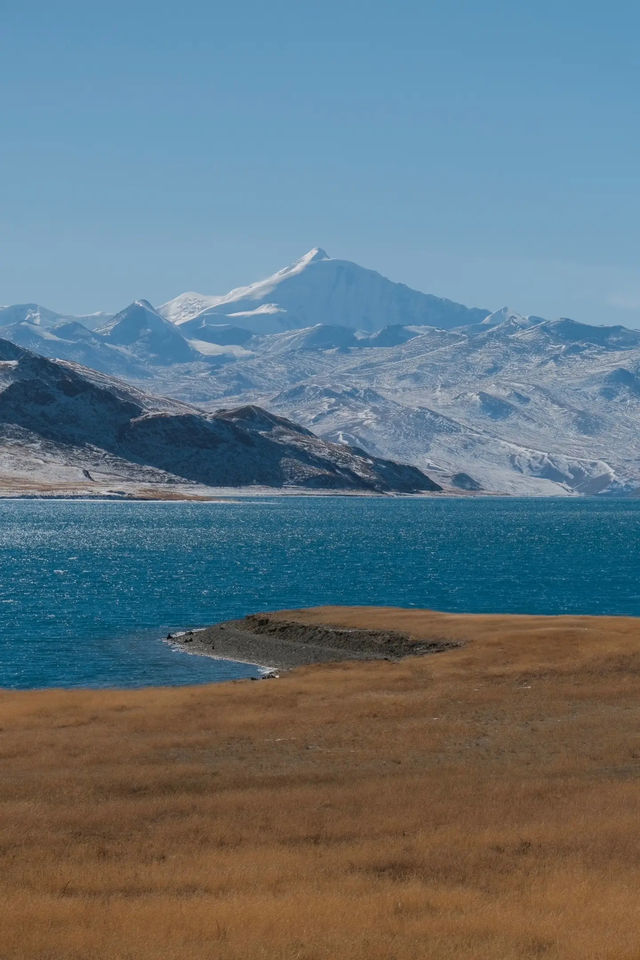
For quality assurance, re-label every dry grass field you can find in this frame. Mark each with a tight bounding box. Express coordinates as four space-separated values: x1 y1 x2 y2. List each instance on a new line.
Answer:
2 606 640 959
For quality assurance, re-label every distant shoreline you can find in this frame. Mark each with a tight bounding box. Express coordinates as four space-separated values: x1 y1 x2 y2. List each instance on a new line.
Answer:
0 486 463 502
0 493 232 503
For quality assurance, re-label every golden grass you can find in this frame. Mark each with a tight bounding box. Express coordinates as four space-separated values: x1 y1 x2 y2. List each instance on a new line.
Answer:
2 607 640 959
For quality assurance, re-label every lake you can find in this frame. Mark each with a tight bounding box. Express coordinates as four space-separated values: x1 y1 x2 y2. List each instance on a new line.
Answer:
1 496 639 689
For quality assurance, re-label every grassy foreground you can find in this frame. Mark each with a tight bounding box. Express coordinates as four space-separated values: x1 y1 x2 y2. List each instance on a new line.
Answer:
2 606 640 959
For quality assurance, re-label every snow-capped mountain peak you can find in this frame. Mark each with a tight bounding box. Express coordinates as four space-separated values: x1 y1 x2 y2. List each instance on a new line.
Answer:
0 303 66 329
157 291 218 326
99 299 168 339
199 247 333 311
479 307 544 331
98 299 197 364
304 246 330 262
160 248 333 327
159 248 489 334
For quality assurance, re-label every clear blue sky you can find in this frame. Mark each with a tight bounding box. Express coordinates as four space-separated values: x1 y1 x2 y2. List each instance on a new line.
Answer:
2 0 640 326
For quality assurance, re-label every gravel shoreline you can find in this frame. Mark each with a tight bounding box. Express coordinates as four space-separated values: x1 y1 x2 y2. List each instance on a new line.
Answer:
168 613 462 672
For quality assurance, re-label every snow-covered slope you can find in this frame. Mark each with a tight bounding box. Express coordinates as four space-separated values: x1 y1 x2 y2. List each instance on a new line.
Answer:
0 303 112 330
0 303 67 329
0 318 149 379
159 248 490 334
137 315 640 496
0 340 438 493
2 250 640 495
97 299 198 365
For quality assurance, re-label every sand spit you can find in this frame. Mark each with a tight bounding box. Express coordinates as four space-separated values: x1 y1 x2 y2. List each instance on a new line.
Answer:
3 606 640 960
171 610 463 670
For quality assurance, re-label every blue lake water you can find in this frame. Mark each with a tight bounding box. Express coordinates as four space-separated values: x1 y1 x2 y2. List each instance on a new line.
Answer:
1 496 639 689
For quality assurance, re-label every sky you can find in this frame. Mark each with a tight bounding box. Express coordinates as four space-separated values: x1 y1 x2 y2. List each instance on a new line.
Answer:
2 0 640 326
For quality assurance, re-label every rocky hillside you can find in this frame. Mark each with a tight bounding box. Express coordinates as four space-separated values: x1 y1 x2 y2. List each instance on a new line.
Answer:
0 340 439 493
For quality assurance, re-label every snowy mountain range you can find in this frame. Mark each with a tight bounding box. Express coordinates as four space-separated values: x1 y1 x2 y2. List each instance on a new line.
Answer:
2 249 640 496
0 339 438 494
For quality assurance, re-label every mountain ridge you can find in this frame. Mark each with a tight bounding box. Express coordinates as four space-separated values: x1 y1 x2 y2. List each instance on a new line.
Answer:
2 249 640 496
0 339 440 495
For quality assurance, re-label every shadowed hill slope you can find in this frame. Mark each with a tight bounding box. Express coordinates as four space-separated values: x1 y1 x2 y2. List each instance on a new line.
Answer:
0 340 439 492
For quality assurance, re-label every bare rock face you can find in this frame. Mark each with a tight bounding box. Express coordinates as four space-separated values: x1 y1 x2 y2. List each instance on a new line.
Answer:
0 340 440 493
